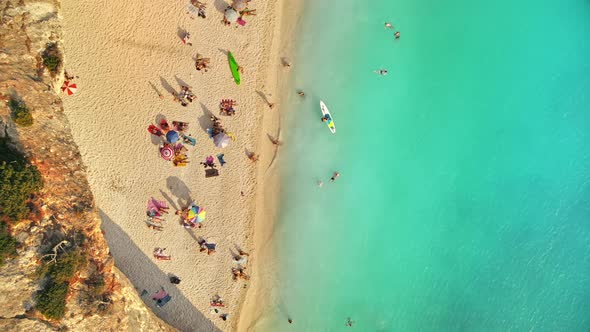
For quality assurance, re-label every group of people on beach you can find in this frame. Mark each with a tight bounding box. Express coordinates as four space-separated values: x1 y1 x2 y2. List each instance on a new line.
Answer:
141 0 268 324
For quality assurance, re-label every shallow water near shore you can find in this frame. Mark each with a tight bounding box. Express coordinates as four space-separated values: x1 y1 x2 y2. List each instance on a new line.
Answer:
258 0 590 331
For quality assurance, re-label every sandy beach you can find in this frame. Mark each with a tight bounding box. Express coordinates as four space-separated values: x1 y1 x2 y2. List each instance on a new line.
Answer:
60 0 295 330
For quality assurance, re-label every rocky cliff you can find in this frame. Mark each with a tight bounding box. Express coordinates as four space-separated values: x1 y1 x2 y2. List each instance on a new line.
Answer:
0 1 174 330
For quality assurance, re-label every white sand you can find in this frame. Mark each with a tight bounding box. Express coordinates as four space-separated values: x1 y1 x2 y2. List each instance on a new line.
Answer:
60 0 291 330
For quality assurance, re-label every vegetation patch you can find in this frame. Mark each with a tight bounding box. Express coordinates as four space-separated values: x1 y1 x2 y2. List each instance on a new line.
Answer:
36 249 87 320
0 137 42 266
41 43 62 75
0 222 17 266
80 272 113 315
0 138 43 221
35 280 69 320
8 97 33 127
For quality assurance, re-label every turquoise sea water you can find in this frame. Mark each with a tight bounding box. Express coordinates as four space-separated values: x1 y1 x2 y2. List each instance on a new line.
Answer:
260 0 590 331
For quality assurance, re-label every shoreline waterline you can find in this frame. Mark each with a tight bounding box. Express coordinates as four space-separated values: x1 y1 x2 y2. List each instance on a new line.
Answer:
236 0 306 330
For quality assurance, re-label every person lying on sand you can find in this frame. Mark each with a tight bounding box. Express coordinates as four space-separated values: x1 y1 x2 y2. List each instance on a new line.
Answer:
195 55 211 72
154 247 171 260
211 295 225 307
231 267 250 281
248 153 259 162
147 211 165 223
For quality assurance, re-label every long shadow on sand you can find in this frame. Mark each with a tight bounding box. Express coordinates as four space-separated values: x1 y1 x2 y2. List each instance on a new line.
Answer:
198 103 215 133
166 176 193 208
99 209 220 332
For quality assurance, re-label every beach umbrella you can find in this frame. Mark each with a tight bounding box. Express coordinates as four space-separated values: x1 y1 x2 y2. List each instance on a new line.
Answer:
196 206 206 222
160 145 174 160
187 205 197 220
61 81 77 95
232 0 247 11
213 132 230 148
224 8 239 22
166 130 179 143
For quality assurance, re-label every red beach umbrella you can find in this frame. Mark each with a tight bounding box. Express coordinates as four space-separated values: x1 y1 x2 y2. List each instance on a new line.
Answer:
160 145 174 161
61 81 77 95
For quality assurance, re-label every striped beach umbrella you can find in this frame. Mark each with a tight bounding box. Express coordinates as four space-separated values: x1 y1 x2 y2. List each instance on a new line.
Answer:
160 145 174 160
61 81 77 95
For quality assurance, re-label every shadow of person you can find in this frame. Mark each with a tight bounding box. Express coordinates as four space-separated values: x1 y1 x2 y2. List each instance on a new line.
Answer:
256 90 270 104
177 27 187 40
160 77 177 96
175 75 191 89
159 189 178 211
198 103 215 133
98 210 221 332
166 176 193 208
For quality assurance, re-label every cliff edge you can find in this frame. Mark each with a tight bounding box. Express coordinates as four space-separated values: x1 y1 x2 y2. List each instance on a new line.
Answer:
0 1 174 330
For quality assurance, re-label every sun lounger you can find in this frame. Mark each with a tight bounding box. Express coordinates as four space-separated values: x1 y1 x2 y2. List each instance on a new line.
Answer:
156 294 172 307
181 134 196 146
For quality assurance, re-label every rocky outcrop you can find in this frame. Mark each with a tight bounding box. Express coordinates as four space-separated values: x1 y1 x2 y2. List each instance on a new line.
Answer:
0 1 174 330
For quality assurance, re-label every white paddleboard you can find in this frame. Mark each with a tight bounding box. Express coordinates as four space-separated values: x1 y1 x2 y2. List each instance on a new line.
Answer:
320 100 336 134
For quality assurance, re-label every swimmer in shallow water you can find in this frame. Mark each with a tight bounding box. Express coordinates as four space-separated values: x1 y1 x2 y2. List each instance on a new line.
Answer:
374 69 388 76
384 22 393 29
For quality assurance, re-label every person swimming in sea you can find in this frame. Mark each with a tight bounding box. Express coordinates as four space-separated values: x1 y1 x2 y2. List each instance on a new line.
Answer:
374 69 388 76
394 31 400 39
384 22 394 29
330 172 340 182
346 317 354 327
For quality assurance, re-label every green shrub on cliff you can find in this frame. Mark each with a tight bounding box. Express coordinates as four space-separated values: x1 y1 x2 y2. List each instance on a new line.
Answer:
0 146 43 221
35 281 69 320
0 138 42 265
36 250 87 320
42 43 61 75
0 222 17 266
38 250 87 283
8 98 33 127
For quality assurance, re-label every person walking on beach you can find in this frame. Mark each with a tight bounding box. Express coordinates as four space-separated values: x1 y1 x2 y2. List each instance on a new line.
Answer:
330 172 340 182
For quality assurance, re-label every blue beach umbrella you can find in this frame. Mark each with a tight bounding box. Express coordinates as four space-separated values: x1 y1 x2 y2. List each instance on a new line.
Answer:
166 130 179 143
